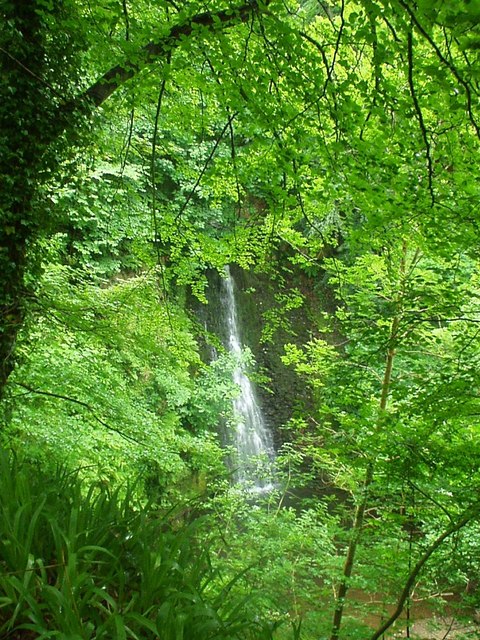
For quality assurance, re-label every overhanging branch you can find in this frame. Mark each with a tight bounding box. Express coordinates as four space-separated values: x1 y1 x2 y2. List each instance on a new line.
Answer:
14 382 143 446
77 1 267 109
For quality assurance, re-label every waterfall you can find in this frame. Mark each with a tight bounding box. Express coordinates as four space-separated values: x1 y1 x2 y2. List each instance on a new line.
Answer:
220 266 275 491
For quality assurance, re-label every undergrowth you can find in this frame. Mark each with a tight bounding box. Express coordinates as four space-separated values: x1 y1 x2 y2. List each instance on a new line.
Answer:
0 452 279 639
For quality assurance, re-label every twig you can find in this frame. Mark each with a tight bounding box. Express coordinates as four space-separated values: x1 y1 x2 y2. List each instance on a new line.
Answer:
174 113 237 224
0 46 64 100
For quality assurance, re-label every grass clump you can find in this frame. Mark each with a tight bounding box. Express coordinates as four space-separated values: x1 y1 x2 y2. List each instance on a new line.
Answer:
0 452 277 639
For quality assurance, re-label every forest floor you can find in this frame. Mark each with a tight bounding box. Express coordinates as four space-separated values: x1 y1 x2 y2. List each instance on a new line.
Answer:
398 615 479 639
352 590 480 639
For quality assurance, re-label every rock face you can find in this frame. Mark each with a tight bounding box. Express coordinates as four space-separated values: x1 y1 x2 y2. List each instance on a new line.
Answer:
229 265 312 444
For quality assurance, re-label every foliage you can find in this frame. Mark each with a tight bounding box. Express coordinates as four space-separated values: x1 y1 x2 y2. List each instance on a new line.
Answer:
0 452 281 639
2 0 480 637
282 242 480 637
207 487 339 637
3 266 230 501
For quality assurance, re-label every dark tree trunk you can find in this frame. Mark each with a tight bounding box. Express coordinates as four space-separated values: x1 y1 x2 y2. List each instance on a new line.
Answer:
0 223 29 396
0 0 48 397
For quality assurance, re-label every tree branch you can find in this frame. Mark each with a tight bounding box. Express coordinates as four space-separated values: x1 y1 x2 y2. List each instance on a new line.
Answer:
330 242 408 640
174 113 237 224
407 30 435 206
370 503 480 640
398 0 480 139
14 382 143 446
77 1 267 109
0 45 64 100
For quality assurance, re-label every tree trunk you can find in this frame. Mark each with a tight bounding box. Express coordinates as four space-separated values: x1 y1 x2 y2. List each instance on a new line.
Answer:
0 0 48 397
329 326 397 640
329 242 407 640
0 225 29 397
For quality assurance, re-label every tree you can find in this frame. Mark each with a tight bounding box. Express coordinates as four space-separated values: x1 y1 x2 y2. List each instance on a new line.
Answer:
282 240 480 637
0 0 269 397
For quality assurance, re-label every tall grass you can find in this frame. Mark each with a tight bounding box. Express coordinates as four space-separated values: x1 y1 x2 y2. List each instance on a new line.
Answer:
0 452 278 639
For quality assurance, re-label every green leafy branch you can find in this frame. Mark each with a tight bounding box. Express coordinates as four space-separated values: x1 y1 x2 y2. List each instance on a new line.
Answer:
13 382 143 446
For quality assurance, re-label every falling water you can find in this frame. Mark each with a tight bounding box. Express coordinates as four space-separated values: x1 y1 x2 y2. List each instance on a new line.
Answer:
220 266 275 491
